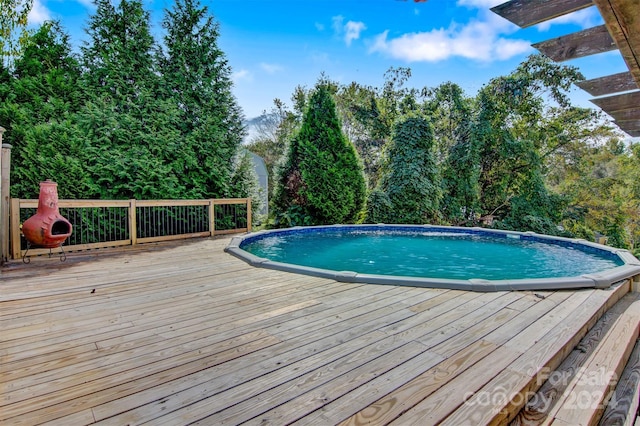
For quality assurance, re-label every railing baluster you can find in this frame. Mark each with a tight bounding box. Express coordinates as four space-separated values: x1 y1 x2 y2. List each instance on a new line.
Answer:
12 198 250 259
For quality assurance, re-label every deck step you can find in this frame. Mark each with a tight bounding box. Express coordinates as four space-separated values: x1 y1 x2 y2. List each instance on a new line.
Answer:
599 338 640 426
510 291 640 426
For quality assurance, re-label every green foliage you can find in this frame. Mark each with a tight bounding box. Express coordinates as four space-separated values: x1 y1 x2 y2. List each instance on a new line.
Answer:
366 115 441 224
273 82 366 226
1 0 246 203
365 188 393 224
0 0 33 69
557 140 639 250
16 119 93 199
2 12 636 259
426 82 479 225
81 0 158 104
158 0 245 198
0 21 85 198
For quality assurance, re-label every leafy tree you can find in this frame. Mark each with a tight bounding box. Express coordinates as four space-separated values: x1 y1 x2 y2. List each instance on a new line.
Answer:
472 55 586 231
81 0 158 105
366 115 441 224
273 82 366 226
0 0 33 69
158 0 245 198
424 82 477 225
343 67 421 189
557 139 638 250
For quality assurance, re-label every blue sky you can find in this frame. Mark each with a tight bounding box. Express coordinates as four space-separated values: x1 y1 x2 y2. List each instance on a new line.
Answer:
28 0 631 120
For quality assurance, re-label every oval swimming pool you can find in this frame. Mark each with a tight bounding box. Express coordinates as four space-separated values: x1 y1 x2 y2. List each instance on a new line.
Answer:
225 225 640 292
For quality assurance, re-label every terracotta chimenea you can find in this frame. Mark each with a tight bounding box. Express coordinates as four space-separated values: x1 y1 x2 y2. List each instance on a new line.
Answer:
21 180 73 248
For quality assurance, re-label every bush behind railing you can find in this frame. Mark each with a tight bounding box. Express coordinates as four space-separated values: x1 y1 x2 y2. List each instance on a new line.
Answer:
11 198 251 259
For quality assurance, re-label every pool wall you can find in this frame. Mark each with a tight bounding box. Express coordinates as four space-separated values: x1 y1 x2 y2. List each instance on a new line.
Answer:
225 224 640 292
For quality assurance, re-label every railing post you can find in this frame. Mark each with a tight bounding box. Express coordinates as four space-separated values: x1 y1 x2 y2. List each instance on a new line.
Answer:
1 129 11 264
10 198 20 260
208 199 215 237
129 199 137 246
246 198 252 232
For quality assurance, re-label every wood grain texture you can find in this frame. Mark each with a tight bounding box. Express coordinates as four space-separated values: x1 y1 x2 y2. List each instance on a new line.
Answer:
509 293 638 425
491 0 594 28
532 25 617 62
599 338 640 425
609 107 640 121
593 0 640 86
576 72 639 96
0 238 632 425
615 119 640 131
591 90 640 112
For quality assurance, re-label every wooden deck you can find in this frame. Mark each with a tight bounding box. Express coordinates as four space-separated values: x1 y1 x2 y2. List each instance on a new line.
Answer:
0 237 637 425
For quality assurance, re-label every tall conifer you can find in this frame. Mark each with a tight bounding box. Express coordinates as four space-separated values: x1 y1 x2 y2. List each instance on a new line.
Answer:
274 83 366 226
159 0 245 198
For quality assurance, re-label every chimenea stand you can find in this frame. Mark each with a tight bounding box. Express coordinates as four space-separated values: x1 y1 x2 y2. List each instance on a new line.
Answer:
21 180 73 263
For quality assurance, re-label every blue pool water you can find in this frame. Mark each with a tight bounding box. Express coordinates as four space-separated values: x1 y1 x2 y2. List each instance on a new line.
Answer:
241 228 624 281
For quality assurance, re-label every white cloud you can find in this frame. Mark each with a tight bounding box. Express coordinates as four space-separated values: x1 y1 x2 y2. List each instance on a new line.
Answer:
344 21 366 46
332 15 367 46
369 16 532 63
28 0 51 25
535 7 602 31
260 63 283 74
232 69 253 83
494 38 532 60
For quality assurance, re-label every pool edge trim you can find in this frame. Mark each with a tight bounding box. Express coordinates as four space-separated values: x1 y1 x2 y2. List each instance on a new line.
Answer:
225 225 640 292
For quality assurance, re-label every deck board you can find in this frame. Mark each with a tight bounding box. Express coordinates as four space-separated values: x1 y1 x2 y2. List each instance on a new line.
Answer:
0 237 631 425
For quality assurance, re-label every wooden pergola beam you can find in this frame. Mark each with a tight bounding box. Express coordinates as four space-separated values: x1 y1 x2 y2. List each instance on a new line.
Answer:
590 90 640 112
615 119 640 131
592 0 640 88
532 25 617 62
491 0 594 28
608 107 640 121
575 71 638 96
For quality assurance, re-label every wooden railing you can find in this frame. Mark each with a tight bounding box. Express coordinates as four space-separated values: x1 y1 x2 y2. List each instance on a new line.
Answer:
10 198 251 260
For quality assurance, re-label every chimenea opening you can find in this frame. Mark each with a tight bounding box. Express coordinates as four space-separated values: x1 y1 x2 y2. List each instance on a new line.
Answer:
51 220 72 236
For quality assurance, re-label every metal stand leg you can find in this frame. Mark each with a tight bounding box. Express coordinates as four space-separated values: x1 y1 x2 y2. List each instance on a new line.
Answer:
22 242 31 264
22 243 66 263
58 245 66 262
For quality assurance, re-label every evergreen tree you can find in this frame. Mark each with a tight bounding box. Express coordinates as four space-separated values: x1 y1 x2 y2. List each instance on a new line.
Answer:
81 0 158 106
366 115 441 224
273 82 366 226
79 0 183 199
0 21 86 198
158 0 245 198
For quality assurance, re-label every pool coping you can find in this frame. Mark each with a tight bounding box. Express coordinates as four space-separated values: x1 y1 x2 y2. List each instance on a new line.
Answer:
224 224 640 292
